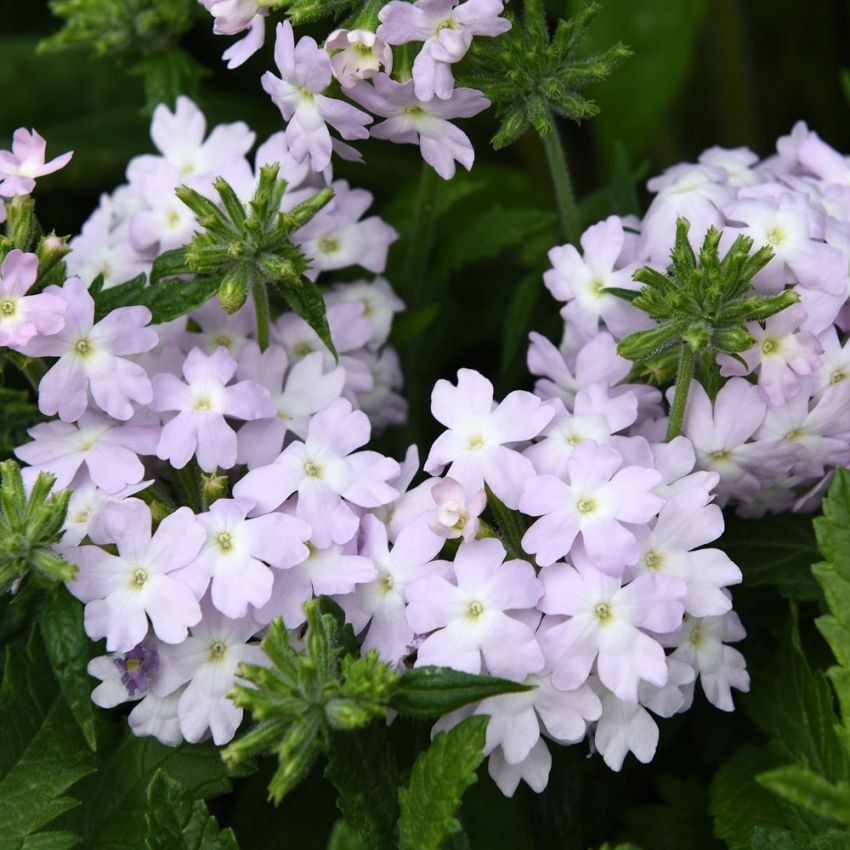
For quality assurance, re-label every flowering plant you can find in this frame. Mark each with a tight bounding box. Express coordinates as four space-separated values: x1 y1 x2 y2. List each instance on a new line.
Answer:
1 2 849 849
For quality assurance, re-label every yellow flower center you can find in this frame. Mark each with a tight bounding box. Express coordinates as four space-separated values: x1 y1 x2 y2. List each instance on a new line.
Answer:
594 601 613 623
130 567 149 589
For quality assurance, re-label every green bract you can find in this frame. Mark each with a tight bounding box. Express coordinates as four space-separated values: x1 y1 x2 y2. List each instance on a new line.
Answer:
174 164 337 355
466 0 632 151
0 460 74 594
617 219 797 364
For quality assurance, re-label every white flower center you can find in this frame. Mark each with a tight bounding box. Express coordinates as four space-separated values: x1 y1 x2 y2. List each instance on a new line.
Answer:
576 497 596 515
208 640 228 661
467 599 485 619
593 601 613 623
215 531 234 553
304 460 323 478
130 567 149 589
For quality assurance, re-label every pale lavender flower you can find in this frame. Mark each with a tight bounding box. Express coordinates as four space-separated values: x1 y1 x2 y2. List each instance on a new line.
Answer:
351 347 408 432
185 300 256 359
429 477 486 541
152 346 274 472
538 555 685 701
523 388 637 478
236 343 345 468
203 0 262 34
128 96 254 186
326 29 393 88
591 684 659 772
295 180 398 275
155 600 266 744
627 487 742 617
348 74 489 179
377 0 509 100
233 397 400 547
424 369 554 509
681 378 789 504
22 277 158 422
223 12 267 69
813 327 850 399
0 128 73 197
520 440 664 571
176 497 311 618
717 305 823 406
128 689 184 746
129 161 198 253
0 249 66 349
59 478 151 548
335 514 444 664
544 217 646 341
261 21 372 172
327 277 405 350
637 163 732 263
89 642 161 705
670 611 749 712
66 499 206 652
257 533 376 627
407 537 544 679
723 193 846 295
15 410 158 494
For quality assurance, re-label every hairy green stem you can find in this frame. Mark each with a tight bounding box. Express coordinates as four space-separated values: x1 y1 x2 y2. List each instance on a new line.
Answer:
666 345 697 440
540 112 581 245
252 279 271 351
403 163 438 310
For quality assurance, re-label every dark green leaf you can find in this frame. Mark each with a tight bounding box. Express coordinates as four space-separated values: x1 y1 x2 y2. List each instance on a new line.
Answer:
751 827 850 850
39 589 98 750
501 273 541 374
145 771 239 850
151 248 193 284
325 723 400 850
92 274 148 319
390 666 532 719
722 513 823 601
55 735 232 849
327 821 368 850
397 715 488 850
277 277 337 359
757 765 850 827
132 48 208 115
144 277 220 324
0 629 96 850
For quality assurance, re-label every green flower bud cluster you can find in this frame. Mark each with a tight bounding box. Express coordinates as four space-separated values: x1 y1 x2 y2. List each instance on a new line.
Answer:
0 461 75 595
465 0 631 150
617 219 797 363
176 164 336 354
614 218 799 439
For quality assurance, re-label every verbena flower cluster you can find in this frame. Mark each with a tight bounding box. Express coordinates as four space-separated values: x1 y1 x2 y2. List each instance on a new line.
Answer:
12 76 850 796
538 123 850 517
199 0 504 179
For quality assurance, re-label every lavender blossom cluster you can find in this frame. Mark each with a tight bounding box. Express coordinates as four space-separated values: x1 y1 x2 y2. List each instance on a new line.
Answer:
538 123 850 517
200 0 505 179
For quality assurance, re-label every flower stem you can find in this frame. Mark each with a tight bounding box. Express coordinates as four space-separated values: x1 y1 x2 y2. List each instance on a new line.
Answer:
403 162 439 310
252 279 271 351
20 358 46 394
540 111 581 245
666 345 697 441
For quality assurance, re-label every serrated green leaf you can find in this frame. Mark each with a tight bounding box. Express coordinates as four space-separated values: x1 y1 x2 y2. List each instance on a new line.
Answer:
145 771 239 850
327 821 368 850
757 765 850 827
55 735 232 849
747 618 850 781
751 826 850 850
390 666 532 719
92 273 148 319
39 589 98 750
397 715 488 850
144 277 221 324
325 723 399 850
710 746 787 850
434 207 555 279
0 629 96 850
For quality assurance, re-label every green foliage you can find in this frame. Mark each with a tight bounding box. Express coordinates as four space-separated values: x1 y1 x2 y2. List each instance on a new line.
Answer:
57 734 233 849
616 220 795 364
40 0 203 112
465 0 632 149
0 629 96 850
756 765 850 827
39 589 98 750
389 665 532 719
0 460 74 594
0 383 41 462
178 166 337 355
397 715 488 850
146 771 240 850
566 0 708 167
750 827 850 850
722 513 823 601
